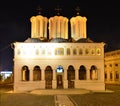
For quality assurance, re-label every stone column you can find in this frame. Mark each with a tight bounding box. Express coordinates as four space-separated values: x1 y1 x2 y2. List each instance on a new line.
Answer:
41 69 45 89
107 69 110 81
86 68 90 80
61 19 64 38
57 17 60 37
40 19 43 37
30 16 35 38
44 18 48 38
41 69 45 80
63 70 68 88
65 19 68 39
75 69 79 80
29 67 33 81
83 18 87 38
70 18 74 39
113 70 115 82
80 20 83 38
52 69 57 89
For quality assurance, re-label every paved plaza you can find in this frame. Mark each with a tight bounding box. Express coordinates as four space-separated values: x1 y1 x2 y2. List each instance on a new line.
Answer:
0 84 120 106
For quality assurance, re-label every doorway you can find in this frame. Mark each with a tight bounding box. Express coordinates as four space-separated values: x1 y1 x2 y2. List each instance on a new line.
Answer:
45 66 53 89
57 75 63 88
67 65 75 88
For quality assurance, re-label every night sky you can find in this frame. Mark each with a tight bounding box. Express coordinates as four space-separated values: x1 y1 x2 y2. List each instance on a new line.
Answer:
0 0 120 70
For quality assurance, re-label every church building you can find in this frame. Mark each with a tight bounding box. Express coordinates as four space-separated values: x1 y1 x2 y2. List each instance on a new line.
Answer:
13 6 105 92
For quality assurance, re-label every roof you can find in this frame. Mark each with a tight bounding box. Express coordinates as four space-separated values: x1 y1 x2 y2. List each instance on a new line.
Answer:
75 38 94 43
24 38 47 43
49 38 68 43
24 37 95 43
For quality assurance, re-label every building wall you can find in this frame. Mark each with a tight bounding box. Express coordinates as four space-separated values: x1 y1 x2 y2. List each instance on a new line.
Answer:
105 50 120 84
13 42 105 92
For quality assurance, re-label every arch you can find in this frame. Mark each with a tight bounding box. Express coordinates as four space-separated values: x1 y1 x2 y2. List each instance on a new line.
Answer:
90 65 98 80
21 65 29 81
33 65 41 81
79 65 86 80
67 65 75 88
45 66 53 89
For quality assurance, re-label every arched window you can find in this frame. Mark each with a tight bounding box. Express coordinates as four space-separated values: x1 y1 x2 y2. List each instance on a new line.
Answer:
21 65 29 81
79 48 83 55
96 48 101 55
105 73 107 80
55 48 64 55
79 65 86 80
85 48 89 55
33 66 41 81
115 71 119 80
73 48 77 55
91 49 95 55
90 65 98 80
67 48 70 55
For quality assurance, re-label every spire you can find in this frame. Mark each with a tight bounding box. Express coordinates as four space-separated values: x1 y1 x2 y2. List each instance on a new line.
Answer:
55 5 62 16
36 6 42 15
76 6 80 15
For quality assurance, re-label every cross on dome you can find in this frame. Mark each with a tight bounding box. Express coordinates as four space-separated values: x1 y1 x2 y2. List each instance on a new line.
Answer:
37 6 42 15
55 5 62 16
76 6 80 15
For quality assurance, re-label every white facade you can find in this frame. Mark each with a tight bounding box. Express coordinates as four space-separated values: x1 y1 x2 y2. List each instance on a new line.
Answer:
13 8 105 92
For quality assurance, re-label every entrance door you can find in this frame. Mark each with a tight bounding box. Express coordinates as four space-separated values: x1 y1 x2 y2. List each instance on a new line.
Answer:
57 75 63 88
67 65 75 88
45 66 53 89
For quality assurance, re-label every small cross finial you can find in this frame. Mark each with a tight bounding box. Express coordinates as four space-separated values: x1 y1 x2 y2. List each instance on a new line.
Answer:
55 5 62 15
76 6 80 15
37 6 42 15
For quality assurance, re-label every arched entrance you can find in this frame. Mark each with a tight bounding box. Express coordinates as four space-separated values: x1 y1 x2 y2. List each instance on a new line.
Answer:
45 66 53 89
56 65 64 89
33 65 41 81
21 65 29 81
79 65 86 80
67 65 75 88
90 65 98 80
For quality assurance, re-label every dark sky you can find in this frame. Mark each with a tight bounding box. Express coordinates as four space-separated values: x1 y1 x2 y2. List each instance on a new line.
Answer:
0 0 120 70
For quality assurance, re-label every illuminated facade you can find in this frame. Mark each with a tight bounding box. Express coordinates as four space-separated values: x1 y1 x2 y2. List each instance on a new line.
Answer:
13 8 105 92
105 50 120 84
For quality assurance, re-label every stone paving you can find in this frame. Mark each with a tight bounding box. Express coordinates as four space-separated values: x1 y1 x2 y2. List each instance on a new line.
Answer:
30 89 90 106
55 95 76 106
30 89 91 95
30 89 113 106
